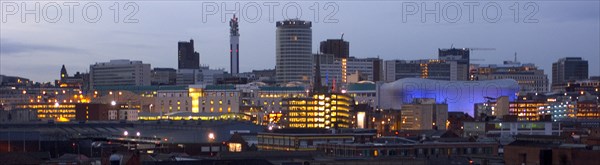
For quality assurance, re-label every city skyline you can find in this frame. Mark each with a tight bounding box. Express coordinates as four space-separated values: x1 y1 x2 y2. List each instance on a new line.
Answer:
1 1 599 83
1 2 599 163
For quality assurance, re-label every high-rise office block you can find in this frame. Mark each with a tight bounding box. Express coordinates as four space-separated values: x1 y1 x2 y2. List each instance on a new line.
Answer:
320 39 349 59
230 14 240 75
552 57 588 87
472 61 549 92
314 54 340 86
315 54 383 85
178 39 200 69
439 48 470 81
320 39 350 82
151 68 177 85
89 59 151 88
175 68 226 85
347 57 383 82
384 59 458 82
275 19 312 84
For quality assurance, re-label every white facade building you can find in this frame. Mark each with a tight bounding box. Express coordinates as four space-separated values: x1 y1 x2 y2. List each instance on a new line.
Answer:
155 90 191 113
176 68 226 85
199 85 241 114
90 59 151 88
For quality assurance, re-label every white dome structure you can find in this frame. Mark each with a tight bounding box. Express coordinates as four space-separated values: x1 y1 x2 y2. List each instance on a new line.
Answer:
379 78 519 116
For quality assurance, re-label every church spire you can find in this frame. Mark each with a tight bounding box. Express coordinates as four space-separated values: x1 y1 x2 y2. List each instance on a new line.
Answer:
313 54 324 93
60 64 68 79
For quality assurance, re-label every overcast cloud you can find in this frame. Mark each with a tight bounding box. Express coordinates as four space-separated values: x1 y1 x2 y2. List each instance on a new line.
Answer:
0 1 598 83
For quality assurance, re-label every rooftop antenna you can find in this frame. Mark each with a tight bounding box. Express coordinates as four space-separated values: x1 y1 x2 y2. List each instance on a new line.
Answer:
450 44 454 49
514 52 517 62
341 33 344 40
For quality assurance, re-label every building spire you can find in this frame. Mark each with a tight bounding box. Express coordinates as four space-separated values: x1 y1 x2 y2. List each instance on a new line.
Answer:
60 64 68 79
313 54 323 93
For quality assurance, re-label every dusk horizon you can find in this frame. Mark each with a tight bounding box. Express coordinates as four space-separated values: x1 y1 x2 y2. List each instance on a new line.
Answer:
1 1 598 83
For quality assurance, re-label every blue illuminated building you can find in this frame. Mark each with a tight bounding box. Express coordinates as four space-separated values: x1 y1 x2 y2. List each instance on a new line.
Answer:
378 78 520 116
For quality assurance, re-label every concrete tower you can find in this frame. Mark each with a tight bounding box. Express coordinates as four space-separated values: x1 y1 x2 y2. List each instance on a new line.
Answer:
275 19 312 84
230 14 240 75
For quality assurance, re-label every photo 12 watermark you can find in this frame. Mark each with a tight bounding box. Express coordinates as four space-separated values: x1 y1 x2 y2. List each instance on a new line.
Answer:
0 1 140 23
401 1 539 23
201 1 340 23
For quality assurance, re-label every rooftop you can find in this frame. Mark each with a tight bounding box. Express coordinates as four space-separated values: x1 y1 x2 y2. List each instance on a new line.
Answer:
205 84 236 90
94 85 187 91
259 86 304 91
347 83 376 91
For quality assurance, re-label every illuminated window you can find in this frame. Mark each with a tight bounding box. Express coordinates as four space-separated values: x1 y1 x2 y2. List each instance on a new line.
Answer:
228 143 242 152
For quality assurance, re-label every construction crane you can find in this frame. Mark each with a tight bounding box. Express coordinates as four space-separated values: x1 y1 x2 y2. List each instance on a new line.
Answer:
468 47 496 62
468 48 496 51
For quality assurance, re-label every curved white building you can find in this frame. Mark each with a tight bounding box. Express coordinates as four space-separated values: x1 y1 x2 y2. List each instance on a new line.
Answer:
379 78 519 115
275 19 312 84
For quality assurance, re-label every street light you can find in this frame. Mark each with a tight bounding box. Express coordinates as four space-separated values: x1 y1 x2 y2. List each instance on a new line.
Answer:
111 101 117 106
208 133 215 156
124 131 130 151
208 133 215 141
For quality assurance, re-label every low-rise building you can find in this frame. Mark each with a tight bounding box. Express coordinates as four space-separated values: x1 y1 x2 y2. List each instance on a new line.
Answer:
576 100 600 120
346 83 377 108
199 85 241 114
107 109 138 121
283 92 352 129
318 141 498 158
463 121 557 137
75 103 111 121
0 109 38 123
474 96 510 120
400 98 448 130
14 103 76 122
504 135 600 165
257 129 375 151
509 101 547 121
538 101 577 122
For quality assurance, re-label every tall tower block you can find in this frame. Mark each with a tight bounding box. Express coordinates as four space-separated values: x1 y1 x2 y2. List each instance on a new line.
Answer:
230 14 240 75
